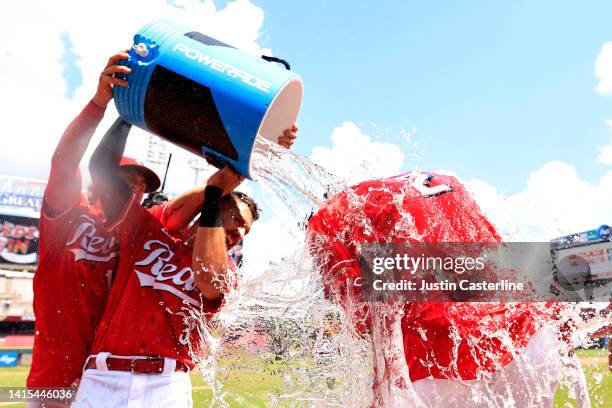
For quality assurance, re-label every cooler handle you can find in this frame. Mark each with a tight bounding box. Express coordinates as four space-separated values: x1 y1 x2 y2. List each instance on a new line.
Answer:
261 55 291 70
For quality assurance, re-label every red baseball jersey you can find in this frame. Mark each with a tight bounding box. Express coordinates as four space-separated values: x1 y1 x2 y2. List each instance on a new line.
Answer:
28 193 118 388
91 194 235 369
308 172 553 382
146 201 167 223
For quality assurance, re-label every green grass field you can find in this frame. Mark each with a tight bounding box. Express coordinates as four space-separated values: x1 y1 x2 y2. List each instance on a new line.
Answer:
0 349 609 407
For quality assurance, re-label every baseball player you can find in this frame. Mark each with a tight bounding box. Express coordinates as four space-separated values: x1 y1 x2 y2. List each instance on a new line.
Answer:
72 90 297 406
27 52 161 407
307 172 576 407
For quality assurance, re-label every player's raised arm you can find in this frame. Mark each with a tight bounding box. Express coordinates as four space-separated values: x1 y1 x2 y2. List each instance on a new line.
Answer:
163 124 298 233
45 51 130 217
192 166 244 300
88 118 133 224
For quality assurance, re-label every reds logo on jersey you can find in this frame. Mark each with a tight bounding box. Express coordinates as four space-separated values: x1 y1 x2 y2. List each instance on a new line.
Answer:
66 215 117 263
133 237 201 307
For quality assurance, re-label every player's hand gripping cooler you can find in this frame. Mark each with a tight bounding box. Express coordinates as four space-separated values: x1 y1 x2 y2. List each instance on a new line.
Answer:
114 19 303 178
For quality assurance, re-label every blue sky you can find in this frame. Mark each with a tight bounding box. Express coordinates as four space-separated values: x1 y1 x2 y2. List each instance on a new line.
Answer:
245 0 612 194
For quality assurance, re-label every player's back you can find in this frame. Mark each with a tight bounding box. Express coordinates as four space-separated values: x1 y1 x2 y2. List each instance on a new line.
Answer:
308 171 550 382
29 195 117 388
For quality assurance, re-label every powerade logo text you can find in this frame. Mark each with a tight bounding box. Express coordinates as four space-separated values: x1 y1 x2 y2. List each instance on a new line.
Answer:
172 43 272 93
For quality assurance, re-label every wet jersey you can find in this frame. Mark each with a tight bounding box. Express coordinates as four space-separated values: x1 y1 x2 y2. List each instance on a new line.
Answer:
28 193 118 388
308 172 553 381
91 194 235 369
28 102 119 388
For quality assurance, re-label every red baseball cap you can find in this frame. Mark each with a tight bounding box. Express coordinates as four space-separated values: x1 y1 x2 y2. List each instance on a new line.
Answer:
119 156 161 193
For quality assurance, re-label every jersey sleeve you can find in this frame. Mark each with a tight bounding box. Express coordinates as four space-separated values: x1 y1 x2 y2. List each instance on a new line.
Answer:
44 101 105 218
146 202 170 225
307 203 371 335
41 167 82 219
38 194 88 254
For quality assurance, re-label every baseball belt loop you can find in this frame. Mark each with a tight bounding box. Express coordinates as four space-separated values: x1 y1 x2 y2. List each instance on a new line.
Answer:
95 352 111 371
82 355 93 372
162 358 177 376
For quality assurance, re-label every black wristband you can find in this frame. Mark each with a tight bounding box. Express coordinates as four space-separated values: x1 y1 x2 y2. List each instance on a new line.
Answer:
200 185 223 227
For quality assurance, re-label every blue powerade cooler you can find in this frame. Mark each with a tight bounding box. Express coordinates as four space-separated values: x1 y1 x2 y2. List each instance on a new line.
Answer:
114 20 303 178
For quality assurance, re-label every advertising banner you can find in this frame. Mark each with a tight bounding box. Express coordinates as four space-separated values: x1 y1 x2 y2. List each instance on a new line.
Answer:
0 176 45 218
0 214 39 265
0 176 44 266
0 352 19 367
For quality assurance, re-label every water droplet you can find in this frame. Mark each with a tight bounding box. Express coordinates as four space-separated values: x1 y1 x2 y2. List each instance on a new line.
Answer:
592 371 604 384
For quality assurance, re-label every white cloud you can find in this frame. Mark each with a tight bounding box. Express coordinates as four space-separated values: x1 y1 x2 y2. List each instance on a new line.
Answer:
597 144 612 165
595 41 612 95
465 162 612 241
0 0 267 190
309 121 405 184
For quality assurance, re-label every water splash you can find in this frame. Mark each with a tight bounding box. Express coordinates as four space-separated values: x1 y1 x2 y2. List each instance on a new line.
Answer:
186 136 610 407
250 137 347 238
184 137 374 407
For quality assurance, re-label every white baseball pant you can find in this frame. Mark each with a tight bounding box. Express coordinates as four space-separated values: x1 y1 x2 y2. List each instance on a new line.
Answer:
71 353 193 408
